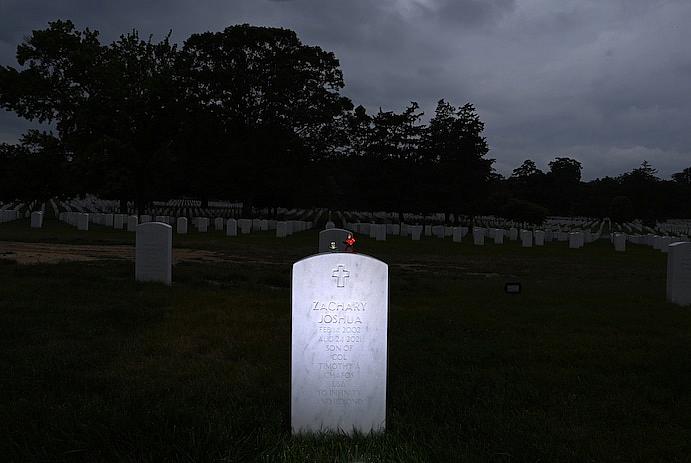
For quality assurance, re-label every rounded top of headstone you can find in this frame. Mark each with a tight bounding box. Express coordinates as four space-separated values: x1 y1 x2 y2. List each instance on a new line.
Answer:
136 221 172 230
318 228 356 253
294 251 387 268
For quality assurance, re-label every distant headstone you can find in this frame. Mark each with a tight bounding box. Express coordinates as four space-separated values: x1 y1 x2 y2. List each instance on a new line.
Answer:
226 218 238 237
431 225 444 238
140 215 152 223
114 214 124 229
177 217 188 234
104 214 114 227
127 215 138 232
238 219 251 234
493 229 504 244
411 226 422 241
291 252 388 434
325 221 335 230
135 222 172 286
568 232 579 249
473 228 484 245
77 213 89 231
276 221 288 238
30 211 43 229
613 233 626 252
520 230 532 247
375 224 386 241
452 227 463 243
198 217 209 233
667 242 691 306
509 228 518 240
215 217 224 231
319 228 354 253
534 230 545 246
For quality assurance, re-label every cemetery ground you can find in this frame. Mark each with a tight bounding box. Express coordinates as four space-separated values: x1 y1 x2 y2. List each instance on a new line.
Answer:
1 220 690 462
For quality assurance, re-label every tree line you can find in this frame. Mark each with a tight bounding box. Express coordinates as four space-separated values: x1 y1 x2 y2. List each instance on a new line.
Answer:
1 20 689 223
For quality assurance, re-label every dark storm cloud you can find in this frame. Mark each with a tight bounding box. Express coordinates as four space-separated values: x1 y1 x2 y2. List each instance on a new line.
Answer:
1 0 690 179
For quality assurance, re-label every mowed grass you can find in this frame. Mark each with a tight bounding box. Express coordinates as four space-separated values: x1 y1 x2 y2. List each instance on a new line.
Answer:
1 220 691 462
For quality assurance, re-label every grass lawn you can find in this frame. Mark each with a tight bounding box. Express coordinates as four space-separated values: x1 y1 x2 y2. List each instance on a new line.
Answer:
1 219 690 462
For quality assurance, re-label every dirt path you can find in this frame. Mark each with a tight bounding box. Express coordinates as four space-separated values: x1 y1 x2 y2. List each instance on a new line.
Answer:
0 241 232 265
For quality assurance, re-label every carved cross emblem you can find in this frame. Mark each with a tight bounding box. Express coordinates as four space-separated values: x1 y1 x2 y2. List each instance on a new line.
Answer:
332 265 349 288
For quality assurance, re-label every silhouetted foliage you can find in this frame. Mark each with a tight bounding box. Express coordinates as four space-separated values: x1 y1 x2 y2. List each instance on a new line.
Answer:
0 20 689 222
501 199 548 225
609 196 635 224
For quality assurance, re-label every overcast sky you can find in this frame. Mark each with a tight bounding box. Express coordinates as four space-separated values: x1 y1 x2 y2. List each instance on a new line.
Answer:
1 0 690 180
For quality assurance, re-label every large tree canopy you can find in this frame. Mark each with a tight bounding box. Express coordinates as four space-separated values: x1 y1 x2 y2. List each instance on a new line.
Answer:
1 20 689 222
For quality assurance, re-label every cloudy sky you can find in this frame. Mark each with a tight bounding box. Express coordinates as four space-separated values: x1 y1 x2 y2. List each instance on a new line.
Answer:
1 0 690 179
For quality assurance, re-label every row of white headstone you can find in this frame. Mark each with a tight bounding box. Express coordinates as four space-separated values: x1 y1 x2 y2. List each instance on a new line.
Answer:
0 210 19 223
51 212 313 237
343 223 604 248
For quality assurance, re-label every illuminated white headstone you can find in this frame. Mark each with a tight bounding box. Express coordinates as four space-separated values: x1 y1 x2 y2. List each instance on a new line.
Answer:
291 253 388 434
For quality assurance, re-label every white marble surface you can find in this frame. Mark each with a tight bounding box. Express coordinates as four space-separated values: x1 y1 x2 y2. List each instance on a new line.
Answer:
613 234 626 252
226 218 237 236
521 230 532 247
135 222 172 286
238 219 251 234
77 213 89 231
291 253 388 435
30 211 43 229
667 242 691 305
176 217 188 234
473 228 484 245
534 230 545 246
127 215 138 232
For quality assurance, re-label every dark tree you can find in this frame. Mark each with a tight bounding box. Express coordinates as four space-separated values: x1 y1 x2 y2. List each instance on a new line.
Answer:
181 24 352 216
609 196 635 224
0 20 182 213
544 157 583 215
501 198 548 225
508 159 547 207
512 159 542 179
671 167 691 185
426 100 493 224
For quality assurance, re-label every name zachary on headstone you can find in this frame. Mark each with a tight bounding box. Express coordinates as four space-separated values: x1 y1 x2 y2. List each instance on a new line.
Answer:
291 252 388 435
